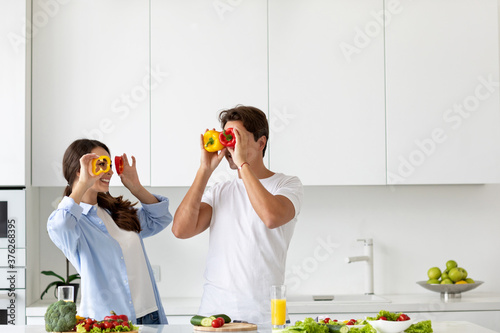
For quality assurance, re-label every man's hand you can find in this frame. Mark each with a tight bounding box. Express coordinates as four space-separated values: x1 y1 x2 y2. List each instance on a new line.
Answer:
200 130 226 172
228 126 249 168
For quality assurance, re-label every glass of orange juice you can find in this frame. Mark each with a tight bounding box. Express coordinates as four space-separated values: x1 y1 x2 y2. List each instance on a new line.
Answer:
271 285 286 329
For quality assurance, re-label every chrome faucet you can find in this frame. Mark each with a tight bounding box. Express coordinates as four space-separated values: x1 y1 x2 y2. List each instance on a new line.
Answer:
345 238 374 295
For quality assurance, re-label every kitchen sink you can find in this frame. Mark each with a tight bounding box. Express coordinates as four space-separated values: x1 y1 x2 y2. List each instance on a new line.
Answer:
289 294 391 303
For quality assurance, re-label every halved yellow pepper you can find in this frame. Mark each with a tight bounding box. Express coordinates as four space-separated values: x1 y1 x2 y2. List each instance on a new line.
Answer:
92 155 111 175
203 130 224 152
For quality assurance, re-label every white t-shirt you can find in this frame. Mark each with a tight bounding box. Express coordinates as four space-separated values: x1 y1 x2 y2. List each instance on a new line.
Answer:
199 173 303 325
97 207 158 318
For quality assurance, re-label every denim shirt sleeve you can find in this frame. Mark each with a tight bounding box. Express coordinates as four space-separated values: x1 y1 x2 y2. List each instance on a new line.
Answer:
138 194 173 238
47 196 84 262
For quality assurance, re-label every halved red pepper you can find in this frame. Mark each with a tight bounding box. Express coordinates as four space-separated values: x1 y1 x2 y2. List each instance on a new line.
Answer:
115 156 124 175
219 128 235 148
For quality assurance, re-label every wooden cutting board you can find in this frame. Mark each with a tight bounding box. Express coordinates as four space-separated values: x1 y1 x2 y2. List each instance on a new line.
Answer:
193 323 258 331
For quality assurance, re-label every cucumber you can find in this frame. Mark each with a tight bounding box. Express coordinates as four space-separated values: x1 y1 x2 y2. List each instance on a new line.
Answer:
212 314 231 323
190 315 213 327
326 324 349 333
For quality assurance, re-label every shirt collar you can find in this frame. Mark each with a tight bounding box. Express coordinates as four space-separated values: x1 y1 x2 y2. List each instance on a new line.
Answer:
80 202 97 215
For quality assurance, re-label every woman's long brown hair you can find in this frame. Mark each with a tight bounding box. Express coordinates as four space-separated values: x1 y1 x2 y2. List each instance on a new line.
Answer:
62 139 141 233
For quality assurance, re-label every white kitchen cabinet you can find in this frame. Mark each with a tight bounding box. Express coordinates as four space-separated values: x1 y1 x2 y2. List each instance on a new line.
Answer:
268 0 386 185
385 0 500 184
32 0 151 187
0 0 26 186
150 0 268 186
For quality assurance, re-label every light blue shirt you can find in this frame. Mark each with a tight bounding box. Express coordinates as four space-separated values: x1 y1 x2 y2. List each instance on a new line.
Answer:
47 194 172 324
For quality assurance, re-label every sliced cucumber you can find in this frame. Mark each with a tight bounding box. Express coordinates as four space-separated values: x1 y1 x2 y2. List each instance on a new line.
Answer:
326 324 349 333
190 315 213 327
212 314 231 323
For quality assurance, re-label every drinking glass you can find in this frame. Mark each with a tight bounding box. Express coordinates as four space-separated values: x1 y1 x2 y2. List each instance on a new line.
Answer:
271 285 286 329
58 285 74 302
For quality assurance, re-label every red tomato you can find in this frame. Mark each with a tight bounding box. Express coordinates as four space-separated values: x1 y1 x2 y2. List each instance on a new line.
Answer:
324 318 330 324
85 318 94 325
216 317 225 326
93 322 103 329
212 319 222 328
122 321 130 328
347 319 356 325
333 319 338 322
103 321 114 329
84 323 91 331
379 316 387 320
397 314 410 321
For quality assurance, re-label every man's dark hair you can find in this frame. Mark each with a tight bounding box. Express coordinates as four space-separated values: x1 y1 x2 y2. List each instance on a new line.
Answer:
219 105 269 157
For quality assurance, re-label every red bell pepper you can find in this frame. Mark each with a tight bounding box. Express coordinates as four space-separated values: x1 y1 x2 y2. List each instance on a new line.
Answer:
115 156 124 175
219 128 236 148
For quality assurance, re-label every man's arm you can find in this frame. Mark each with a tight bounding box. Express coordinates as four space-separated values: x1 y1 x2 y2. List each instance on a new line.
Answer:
171 167 213 239
172 133 226 239
239 164 296 229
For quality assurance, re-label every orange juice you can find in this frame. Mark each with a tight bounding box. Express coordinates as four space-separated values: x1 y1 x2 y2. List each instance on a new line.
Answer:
271 298 286 325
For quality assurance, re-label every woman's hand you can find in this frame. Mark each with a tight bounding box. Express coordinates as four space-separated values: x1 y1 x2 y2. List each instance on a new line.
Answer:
118 153 158 204
69 153 102 204
200 130 226 173
117 153 141 192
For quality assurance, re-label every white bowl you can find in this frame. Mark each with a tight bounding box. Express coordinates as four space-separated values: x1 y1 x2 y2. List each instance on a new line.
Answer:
367 319 414 333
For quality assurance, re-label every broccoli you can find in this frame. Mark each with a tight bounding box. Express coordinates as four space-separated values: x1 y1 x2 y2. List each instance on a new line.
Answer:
44 300 77 332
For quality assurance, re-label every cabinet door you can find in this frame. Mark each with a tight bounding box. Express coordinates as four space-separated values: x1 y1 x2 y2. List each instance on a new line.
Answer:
150 0 268 186
32 0 150 187
0 1 25 186
385 0 500 184
268 0 386 185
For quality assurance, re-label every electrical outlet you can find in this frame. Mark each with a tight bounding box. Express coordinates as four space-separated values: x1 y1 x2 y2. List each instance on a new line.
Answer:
152 265 161 282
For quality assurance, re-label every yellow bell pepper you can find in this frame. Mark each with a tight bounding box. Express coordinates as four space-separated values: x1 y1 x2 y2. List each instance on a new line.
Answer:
203 130 224 152
91 155 111 175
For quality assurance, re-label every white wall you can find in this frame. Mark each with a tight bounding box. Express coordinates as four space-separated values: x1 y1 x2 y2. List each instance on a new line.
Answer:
37 183 500 303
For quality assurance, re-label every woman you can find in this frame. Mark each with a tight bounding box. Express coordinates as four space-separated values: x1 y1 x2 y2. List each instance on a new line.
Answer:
47 139 172 324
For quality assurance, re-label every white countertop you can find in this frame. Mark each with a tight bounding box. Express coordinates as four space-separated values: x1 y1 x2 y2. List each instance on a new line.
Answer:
26 292 500 317
3 322 499 333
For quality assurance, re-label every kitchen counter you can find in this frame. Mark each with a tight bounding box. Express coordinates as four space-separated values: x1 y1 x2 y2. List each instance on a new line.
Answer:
3 322 499 333
26 292 500 317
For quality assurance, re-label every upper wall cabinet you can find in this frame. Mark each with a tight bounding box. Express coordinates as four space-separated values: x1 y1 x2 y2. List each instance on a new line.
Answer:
32 0 150 187
268 0 387 185
150 0 268 186
0 1 25 186
385 0 500 184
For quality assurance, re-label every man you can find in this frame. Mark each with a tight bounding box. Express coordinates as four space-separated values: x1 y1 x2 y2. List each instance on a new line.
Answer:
172 105 303 325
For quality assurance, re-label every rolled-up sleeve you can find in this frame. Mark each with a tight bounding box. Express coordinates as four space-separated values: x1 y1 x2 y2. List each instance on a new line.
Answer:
138 194 173 238
47 196 84 258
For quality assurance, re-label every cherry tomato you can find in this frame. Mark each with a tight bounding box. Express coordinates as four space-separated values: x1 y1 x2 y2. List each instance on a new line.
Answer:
397 314 410 321
347 319 356 325
212 319 222 328
216 317 225 326
379 316 387 320
85 318 94 325
333 319 338 322
122 321 130 328
93 322 103 329
324 318 330 324
84 323 91 331
103 321 114 329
